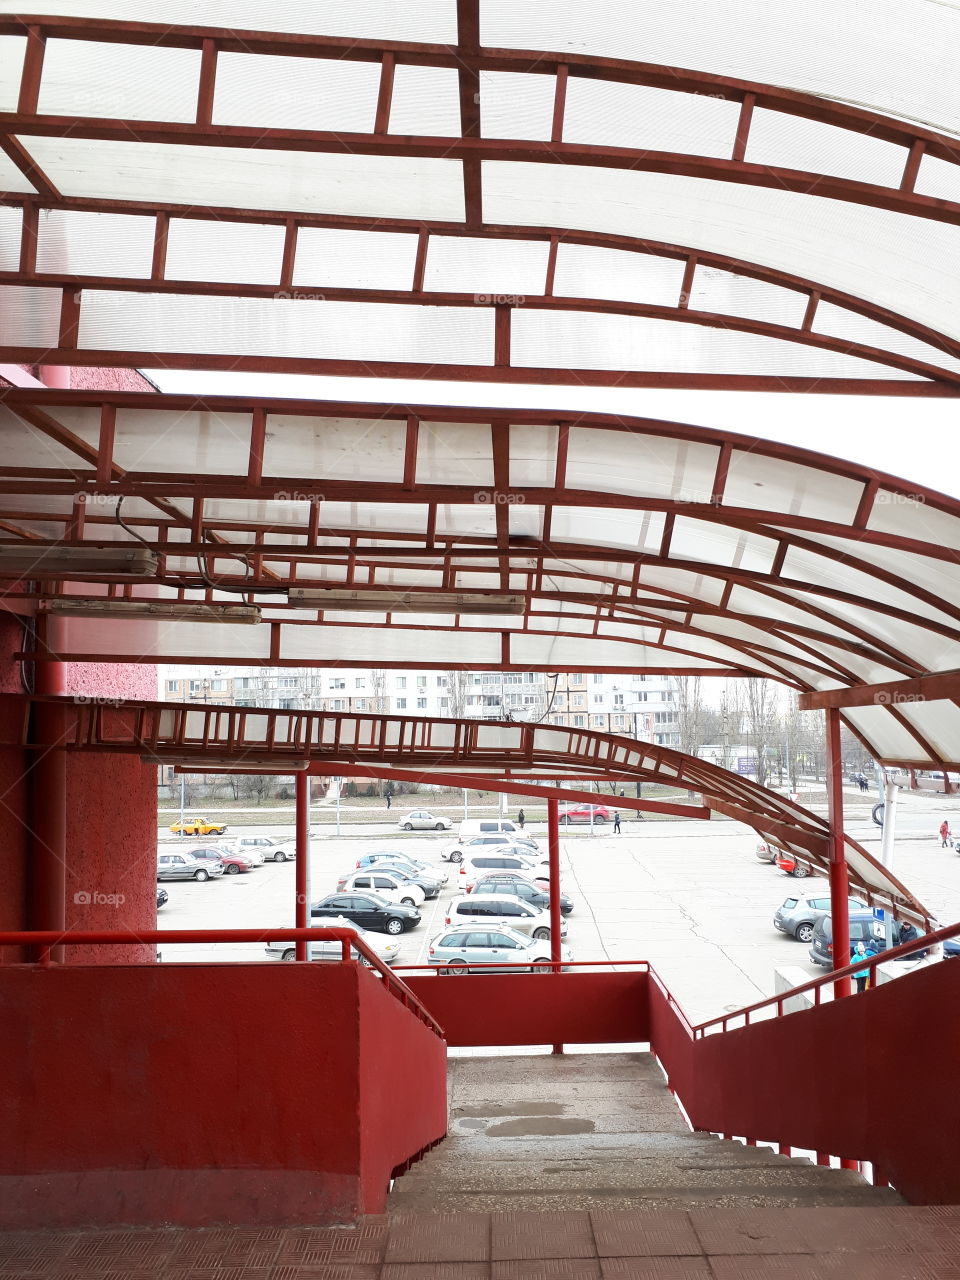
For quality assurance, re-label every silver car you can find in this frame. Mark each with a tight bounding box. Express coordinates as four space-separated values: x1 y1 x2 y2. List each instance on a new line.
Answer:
156 851 224 882
234 836 295 862
445 894 567 940
427 924 572 974
397 810 452 831
773 888 867 942
264 916 400 965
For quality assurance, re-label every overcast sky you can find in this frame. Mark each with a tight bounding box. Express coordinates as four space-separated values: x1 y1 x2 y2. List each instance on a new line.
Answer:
147 370 960 499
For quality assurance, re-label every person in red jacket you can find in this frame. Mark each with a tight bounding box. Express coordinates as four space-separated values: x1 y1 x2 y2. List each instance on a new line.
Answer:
940 820 952 847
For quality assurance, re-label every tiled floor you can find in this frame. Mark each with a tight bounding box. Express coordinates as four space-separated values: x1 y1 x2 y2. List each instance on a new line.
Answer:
1 1208 958 1279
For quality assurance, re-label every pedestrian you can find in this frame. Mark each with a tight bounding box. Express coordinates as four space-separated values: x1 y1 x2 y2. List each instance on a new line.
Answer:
385 792 391 810
940 820 951 847
852 940 876 993
898 919 919 951
517 808 525 829
613 810 621 834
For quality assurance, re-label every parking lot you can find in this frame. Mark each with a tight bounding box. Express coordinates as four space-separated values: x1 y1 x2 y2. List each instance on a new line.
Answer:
157 793 960 1025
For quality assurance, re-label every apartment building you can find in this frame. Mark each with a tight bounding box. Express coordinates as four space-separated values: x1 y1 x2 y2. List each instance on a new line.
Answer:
546 673 679 747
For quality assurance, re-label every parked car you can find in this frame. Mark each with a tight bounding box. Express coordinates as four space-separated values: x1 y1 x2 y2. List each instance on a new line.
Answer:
191 845 255 875
370 863 444 899
156 887 168 910
427 925 572 974
355 852 449 886
773 889 867 943
558 803 610 825
311 892 420 935
455 818 524 844
157 852 224 882
776 851 813 878
755 841 779 863
335 869 426 907
230 836 293 862
809 911 929 968
264 916 401 965
472 875 574 916
445 894 567 939
458 851 542 893
397 810 452 831
168 816 227 836
442 832 540 863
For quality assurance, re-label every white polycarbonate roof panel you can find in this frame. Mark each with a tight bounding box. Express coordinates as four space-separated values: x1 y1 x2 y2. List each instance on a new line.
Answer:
805 533 960 608
293 228 419 291
867 494 960 552
480 71 555 142
0 403 97 469
262 415 407 482
0 146 34 194
35 209 155 278
0 286 61 346
26 137 466 221
38 39 200 122
744 108 908 187
812 303 960 376
547 507 665 553
389 64 462 137
482 164 960 341
78 294 493 363
553 244 686 308
843 703 942 762
424 236 550 296
670 519 779 574
565 428 719 501
213 53 380 131
280 625 501 664
915 152 960 204
3 1 459 41
481 0 960 136
109 409 259 475
510 309 909 377
689 268 807 329
416 422 494 487
165 219 285 286
0 35 25 111
58 617 273 661
895 700 960 762
0 207 22 271
509 424 559 486
724 450 864 521
563 78 740 158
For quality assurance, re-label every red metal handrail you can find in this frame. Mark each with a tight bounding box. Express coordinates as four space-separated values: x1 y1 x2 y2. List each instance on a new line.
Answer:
692 917 960 1037
0 927 444 1038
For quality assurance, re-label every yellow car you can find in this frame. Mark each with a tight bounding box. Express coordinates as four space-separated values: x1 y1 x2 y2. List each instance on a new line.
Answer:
169 816 227 837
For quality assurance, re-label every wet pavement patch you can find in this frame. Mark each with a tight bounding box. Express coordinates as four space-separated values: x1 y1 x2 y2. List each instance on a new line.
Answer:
484 1117 596 1137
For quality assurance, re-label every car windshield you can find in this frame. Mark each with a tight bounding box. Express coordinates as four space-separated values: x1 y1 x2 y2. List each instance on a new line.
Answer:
497 925 533 947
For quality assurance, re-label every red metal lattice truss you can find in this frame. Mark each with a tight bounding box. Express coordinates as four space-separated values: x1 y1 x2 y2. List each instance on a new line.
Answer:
15 693 930 923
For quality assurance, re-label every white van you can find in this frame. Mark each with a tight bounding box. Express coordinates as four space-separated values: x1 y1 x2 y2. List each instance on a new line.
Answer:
457 818 521 841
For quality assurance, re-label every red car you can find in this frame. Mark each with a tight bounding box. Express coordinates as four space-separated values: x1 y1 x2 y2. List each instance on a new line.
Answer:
776 851 812 879
558 803 611 825
191 845 255 875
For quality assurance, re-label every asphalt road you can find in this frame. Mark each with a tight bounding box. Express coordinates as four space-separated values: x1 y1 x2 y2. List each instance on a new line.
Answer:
156 788 960 1025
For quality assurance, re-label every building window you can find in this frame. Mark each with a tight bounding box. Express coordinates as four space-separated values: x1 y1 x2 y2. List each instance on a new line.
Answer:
396 697 407 709
166 680 178 691
210 679 226 691
440 697 449 709
417 676 427 688
417 697 427 709
572 714 585 727
591 715 604 726
331 699 345 710
396 676 406 689
572 694 584 707
570 673 584 685
593 674 603 684
331 678 345 690
437 676 446 687
614 714 625 727
356 699 366 710
613 693 624 706
355 678 365 689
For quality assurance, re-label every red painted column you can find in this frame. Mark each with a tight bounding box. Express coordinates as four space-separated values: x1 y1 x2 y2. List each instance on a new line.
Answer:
29 618 67 963
825 708 852 999
547 797 563 1054
295 772 309 961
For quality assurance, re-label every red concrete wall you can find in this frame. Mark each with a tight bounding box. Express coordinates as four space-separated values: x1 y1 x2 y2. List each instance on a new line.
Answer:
402 970 649 1047
0 960 447 1227
649 959 960 1204
358 969 448 1208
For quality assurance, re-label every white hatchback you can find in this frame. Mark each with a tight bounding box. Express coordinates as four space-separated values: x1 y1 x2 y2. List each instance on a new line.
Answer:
396 810 452 831
336 869 426 908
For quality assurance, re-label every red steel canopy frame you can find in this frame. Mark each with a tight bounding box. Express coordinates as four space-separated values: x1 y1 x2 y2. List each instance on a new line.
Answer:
11 693 932 929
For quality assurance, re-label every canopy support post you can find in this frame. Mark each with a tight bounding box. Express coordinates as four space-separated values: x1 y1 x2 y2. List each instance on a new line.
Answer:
826 708 852 999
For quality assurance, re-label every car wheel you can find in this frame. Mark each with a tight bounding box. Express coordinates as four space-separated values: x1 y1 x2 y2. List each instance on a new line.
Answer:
281 948 296 961
792 863 810 878
560 816 570 825
533 927 550 940
400 896 417 907
594 815 606 824
404 822 414 831
194 869 209 882
445 960 468 975
275 851 287 862
385 918 404 935
435 822 445 830
224 863 238 874
450 849 463 863
795 922 815 943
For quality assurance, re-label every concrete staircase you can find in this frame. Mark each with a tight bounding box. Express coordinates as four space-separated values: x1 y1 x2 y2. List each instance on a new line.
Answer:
389 1051 903 1213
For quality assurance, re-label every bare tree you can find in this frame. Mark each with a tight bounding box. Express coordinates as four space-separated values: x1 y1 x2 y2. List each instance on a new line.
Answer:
371 669 388 713
742 678 778 786
673 676 706 757
444 670 471 719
